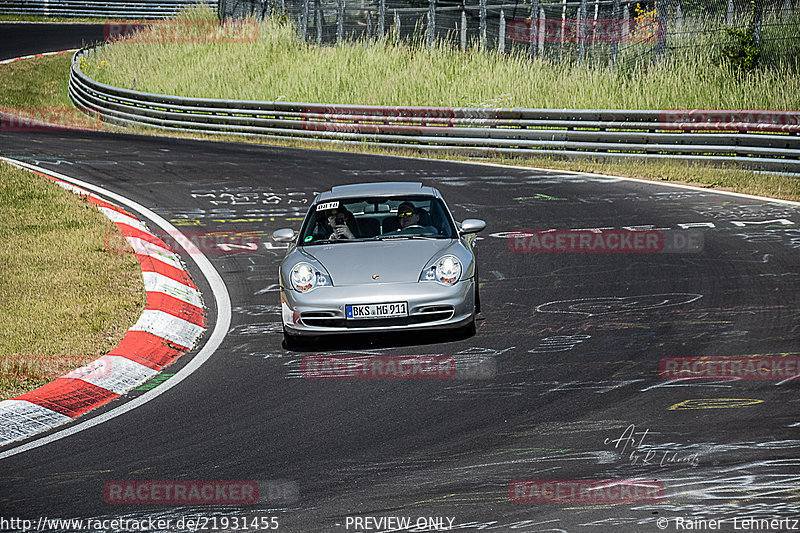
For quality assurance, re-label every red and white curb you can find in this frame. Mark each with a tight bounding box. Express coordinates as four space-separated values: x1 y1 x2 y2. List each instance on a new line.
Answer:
0 49 75 65
0 169 207 446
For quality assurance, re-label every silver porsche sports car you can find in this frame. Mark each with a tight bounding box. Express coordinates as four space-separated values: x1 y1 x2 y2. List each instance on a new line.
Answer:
273 182 485 347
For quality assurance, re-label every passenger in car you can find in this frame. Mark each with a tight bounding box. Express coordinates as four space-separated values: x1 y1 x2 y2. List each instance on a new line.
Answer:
315 206 358 240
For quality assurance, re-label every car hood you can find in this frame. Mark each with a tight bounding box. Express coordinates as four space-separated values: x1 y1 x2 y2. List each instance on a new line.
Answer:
303 239 459 285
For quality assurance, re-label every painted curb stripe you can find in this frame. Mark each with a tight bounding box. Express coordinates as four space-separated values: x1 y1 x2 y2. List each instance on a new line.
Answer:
129 310 205 349
15 379 120 419
67 356 159 396
145 292 206 327
115 224 171 250
126 236 183 270
0 401 73 443
106 331 185 371
99 206 148 230
0 49 75 65
141 271 204 309
136 251 197 288
0 164 207 447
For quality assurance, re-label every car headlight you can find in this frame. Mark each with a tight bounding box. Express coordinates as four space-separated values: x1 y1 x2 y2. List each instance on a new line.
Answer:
420 255 462 285
290 262 330 292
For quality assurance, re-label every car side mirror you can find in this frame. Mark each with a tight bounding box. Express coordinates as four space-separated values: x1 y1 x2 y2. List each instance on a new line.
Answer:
459 219 486 235
272 228 295 242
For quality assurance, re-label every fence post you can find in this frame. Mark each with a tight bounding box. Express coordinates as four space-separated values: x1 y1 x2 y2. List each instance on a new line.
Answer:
301 0 310 41
461 9 467 50
479 0 487 50
378 0 385 39
561 0 567 44
427 0 436 47
610 0 620 65
337 0 345 43
675 3 682 32
498 10 506 53
753 0 765 44
578 0 587 64
280 0 285 17
528 0 539 55
623 3 630 46
653 0 666 60
726 0 734 25
316 0 323 44
538 5 546 54
394 9 400 42
367 11 373 41
592 0 599 43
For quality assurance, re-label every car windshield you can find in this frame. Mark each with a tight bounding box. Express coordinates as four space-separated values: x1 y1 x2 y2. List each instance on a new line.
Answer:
298 195 457 245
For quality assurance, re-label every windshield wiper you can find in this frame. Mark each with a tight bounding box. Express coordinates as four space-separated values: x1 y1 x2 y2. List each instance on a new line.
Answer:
373 234 440 241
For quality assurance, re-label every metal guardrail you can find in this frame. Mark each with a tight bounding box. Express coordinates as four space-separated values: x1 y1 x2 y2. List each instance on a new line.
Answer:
0 0 216 19
68 48 800 172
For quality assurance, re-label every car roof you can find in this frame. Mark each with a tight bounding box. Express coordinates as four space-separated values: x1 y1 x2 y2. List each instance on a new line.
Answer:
314 182 441 202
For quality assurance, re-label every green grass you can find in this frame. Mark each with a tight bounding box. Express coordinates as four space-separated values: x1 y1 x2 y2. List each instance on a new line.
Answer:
83 8 800 110
0 162 144 400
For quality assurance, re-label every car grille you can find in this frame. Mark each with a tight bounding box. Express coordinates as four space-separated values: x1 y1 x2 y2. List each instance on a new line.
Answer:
299 306 455 329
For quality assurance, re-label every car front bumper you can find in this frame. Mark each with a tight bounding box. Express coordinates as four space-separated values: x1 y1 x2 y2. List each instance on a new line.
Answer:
281 279 475 336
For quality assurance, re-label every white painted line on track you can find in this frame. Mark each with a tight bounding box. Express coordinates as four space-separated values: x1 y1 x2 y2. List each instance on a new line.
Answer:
0 157 232 460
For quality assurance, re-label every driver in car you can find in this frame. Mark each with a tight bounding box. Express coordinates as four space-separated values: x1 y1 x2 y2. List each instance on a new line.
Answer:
397 202 420 229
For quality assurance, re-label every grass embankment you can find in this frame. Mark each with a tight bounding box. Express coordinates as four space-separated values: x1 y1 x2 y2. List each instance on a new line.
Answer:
86 10 800 109
1 13 797 202
0 162 144 400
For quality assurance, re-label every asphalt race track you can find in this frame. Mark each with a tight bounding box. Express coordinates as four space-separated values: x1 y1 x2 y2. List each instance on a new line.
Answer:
0 126 798 532
1 21 800 530
0 23 106 60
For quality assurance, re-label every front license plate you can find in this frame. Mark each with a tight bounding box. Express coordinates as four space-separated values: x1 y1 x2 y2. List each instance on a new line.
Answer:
346 302 408 319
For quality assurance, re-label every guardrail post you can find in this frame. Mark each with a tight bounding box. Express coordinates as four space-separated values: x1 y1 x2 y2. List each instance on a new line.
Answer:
460 9 467 51
479 0 487 50
378 0 385 40
337 0 345 43
427 0 436 48
498 10 506 53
